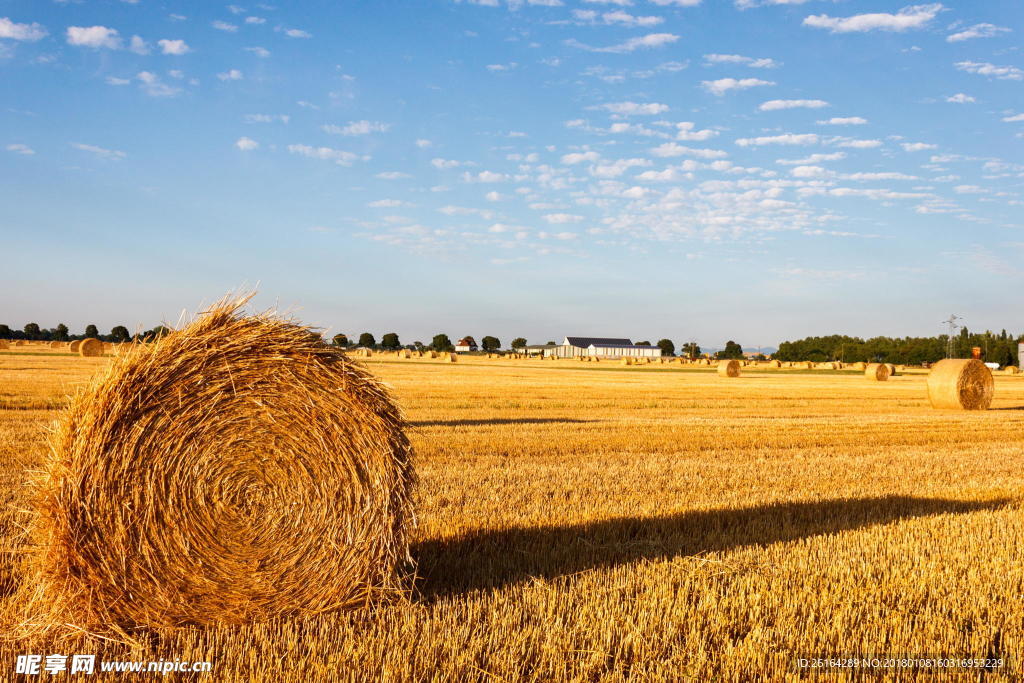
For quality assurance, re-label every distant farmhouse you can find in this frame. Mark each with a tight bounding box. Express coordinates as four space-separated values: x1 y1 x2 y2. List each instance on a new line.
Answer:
455 336 478 353
516 336 662 359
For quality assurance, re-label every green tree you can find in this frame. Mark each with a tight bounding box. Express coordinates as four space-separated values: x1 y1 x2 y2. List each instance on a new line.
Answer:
716 340 744 360
110 326 130 343
55 323 69 341
24 323 41 340
656 339 675 356
635 340 651 346
358 332 376 348
481 335 501 352
511 337 527 350
0 324 10 339
381 332 401 350
84 324 99 339
431 333 453 352
332 333 349 347
681 342 701 359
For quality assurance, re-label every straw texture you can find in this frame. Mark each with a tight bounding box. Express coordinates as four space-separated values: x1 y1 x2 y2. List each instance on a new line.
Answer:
717 360 741 378
926 359 994 410
18 295 415 638
865 363 890 382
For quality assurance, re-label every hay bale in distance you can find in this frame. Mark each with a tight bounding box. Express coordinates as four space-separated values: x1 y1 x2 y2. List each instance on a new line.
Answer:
0 340 8 350
22 296 414 634
1005 366 1020 375
49 341 63 350
766 360 782 368
926 358 994 410
445 352 457 363
865 363 890 381
885 363 897 376
78 338 103 357
621 357 632 366
68 340 82 353
717 360 741 378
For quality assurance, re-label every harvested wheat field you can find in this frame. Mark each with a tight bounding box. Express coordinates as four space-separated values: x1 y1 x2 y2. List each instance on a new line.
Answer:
0 350 1022 680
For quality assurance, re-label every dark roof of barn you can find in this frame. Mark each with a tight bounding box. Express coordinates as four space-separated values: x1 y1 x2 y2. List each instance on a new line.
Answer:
565 336 632 347
587 343 654 349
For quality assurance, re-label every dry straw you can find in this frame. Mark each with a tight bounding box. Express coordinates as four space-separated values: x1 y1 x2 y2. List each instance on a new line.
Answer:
926 358 994 410
717 360 741 378
865 363 890 382
78 338 103 357
445 352 457 363
885 363 897 376
68 340 82 353
1005 366 1020 375
0 340 8 350
49 341 63 350
16 295 415 639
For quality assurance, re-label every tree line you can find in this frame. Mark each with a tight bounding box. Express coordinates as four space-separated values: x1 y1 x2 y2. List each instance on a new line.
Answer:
0 323 171 343
774 329 1022 366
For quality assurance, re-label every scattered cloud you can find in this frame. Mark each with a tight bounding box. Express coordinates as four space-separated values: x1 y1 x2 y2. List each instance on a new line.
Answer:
702 78 774 95
0 18 48 42
66 26 121 49
217 69 244 81
650 143 728 158
562 150 601 164
594 101 669 116
212 20 239 32
543 213 584 224
945 93 975 104
245 114 290 124
128 35 149 55
803 4 943 33
703 54 779 68
322 120 391 136
235 136 259 151
244 46 271 57
6 143 34 155
1002 113 1024 122
736 133 819 146
70 142 126 160
287 144 361 165
566 33 679 54
947 23 1010 42
776 152 846 165
954 61 1023 81
431 158 463 169
571 9 664 27
158 39 190 55
759 99 829 111
283 28 312 39
817 116 867 125
135 71 182 97
486 62 517 71
367 199 409 208
376 171 413 179
901 142 937 151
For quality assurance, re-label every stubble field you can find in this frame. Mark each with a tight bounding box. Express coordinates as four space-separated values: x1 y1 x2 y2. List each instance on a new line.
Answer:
0 350 1021 681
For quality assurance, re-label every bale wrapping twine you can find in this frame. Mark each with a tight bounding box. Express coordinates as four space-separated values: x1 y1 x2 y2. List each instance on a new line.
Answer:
19 296 415 636
926 358 994 410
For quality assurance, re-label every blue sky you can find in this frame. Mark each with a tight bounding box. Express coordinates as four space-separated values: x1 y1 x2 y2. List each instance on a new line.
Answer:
2 0 1022 349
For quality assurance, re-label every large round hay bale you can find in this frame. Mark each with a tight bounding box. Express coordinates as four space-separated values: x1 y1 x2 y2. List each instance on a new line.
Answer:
766 360 781 368
885 363 897 376
926 358 993 410
49 341 63 349
1005 366 1020 375
397 349 411 359
68 340 82 353
717 360 741 378
445 352 457 363
78 338 103 357
865 363 890 381
21 297 414 634
797 361 813 370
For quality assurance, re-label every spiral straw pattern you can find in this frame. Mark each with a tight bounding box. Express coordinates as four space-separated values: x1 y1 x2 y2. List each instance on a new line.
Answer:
21 295 415 636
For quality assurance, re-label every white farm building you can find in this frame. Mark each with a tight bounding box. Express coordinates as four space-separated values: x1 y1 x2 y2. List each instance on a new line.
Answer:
547 336 661 359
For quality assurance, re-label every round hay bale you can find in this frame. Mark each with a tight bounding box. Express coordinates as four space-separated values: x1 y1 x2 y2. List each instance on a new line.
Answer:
78 338 103 357
1005 366 1020 375
102 342 113 351
428 350 438 359
851 362 867 371
20 297 414 634
797 361 813 370
621 357 632 366
397 349 411 359
717 360 741 378
68 340 82 353
49 341 63 350
865 363 890 381
766 360 782 368
926 358 993 410
14 340 26 347
445 352 457 363
0 340 9 350
885 363 897 376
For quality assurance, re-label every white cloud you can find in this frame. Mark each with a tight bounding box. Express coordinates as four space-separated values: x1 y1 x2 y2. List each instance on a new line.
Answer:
212 20 239 32
945 93 975 103
431 158 462 169
832 138 882 148
844 172 917 181
561 150 601 164
954 184 985 194
415 139 433 148
284 28 312 38
245 114 290 124
486 62 517 71
246 17 266 25
595 101 669 116
367 199 408 208
650 143 728 158
817 116 867 125
776 152 846 165
581 0 634 4
1002 113 1024 122
6 143 34 155
703 53 778 68
322 120 391 136
790 165 829 178
901 142 936 151
702 78 774 95
0 18 48 42
566 33 679 53
462 170 508 183
376 171 412 179
71 142 126 160
590 157 651 178
227 5 246 14
158 39 190 55
759 99 829 111
128 35 149 54
484 191 505 201
803 4 943 33
287 144 360 165
572 9 664 26
66 26 121 49
947 23 1010 42
675 122 717 141
135 71 182 97
954 61 1023 81
244 46 271 57
543 213 584 224
217 69 244 81
235 136 259 151
736 133 818 146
